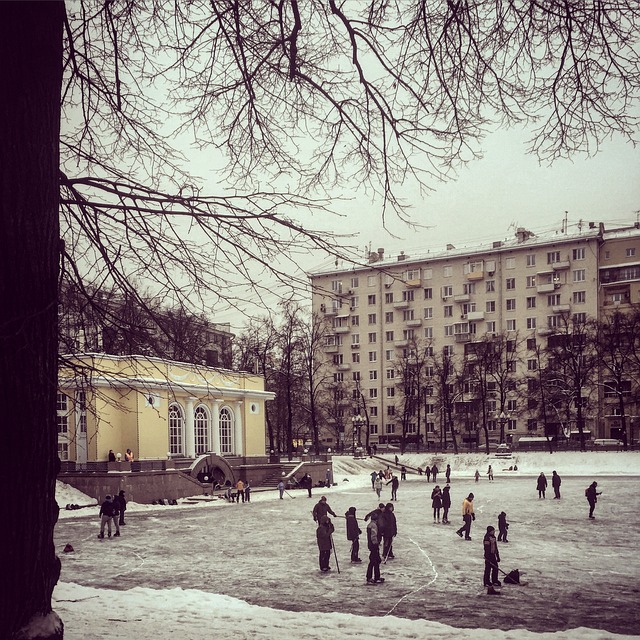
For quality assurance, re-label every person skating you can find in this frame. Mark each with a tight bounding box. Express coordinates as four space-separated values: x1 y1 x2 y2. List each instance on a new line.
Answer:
365 512 384 584
345 507 362 563
585 481 602 519
277 479 285 499
445 464 451 483
441 484 452 524
316 515 335 572
552 471 562 499
113 490 127 526
98 495 118 538
386 473 399 500
483 525 501 588
431 464 439 483
474 469 480 483
426 466 431 482
497 511 509 542
431 485 443 522
370 471 378 490
487 465 494 481
456 493 475 540
400 465 407 481
244 481 251 503
537 472 548 499
312 496 337 522
382 503 397 560
374 475 383 498
301 473 313 498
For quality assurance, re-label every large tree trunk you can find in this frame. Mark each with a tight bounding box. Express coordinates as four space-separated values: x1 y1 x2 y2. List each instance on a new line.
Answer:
0 3 64 638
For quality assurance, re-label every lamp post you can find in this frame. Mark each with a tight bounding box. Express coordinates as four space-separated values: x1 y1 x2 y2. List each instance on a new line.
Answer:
352 414 364 457
497 411 509 444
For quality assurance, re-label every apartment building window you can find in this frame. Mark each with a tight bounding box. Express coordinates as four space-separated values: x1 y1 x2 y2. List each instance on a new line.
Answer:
403 309 415 321
424 287 433 299
352 352 360 363
526 254 536 267
351 315 359 326
506 319 516 331
333 372 344 382
526 296 536 309
387 406 395 416
385 349 393 360
527 359 537 371
403 329 415 340
526 317 537 329
367 275 376 286
370 370 378 380
424 307 433 319
385 331 394 342
331 280 343 293
386 368 395 379
627 247 636 257
506 257 516 269
368 332 377 343
547 251 560 264
443 345 454 356
385 311 394 323
425 404 435 415
385 292 394 304
604 251 610 259
403 290 415 302
424 268 433 280
369 388 378 398
573 312 586 324
463 282 476 295
333 354 343 365
425 366 434 377
369 423 378 435
385 423 396 434
486 280 495 292
573 247 585 260
350 296 359 308
506 298 516 311
527 337 537 350
370 407 378 417
425 385 434 396
425 345 434 356
443 266 453 277
444 325 454 337
368 294 376 305
547 315 560 328
444 305 453 317
405 268 420 281
487 420 497 432
426 422 436 433
387 387 395 397
506 278 516 290
351 277 359 288
573 269 585 282
384 275 394 287
548 294 560 306
368 313 377 324
369 351 377 362
573 291 586 304
486 321 496 333
507 419 517 431
351 334 360 345
424 326 433 338
442 285 453 298
526 275 536 288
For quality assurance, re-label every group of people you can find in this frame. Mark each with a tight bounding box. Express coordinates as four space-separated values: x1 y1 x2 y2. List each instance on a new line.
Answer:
107 448 135 463
224 479 251 503
98 490 127 538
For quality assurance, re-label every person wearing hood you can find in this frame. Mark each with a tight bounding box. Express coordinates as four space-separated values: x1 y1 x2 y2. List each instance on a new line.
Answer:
537 472 548 499
382 503 397 560
456 493 475 540
316 515 335 572
345 507 362 563
366 512 384 584
431 485 443 522
441 484 452 524
585 481 602 519
483 525 501 587
113 490 127 526
312 496 337 522
552 471 562 499
98 495 119 539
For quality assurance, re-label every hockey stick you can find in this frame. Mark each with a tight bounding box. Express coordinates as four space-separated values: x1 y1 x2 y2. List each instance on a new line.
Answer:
284 489 296 499
331 535 340 574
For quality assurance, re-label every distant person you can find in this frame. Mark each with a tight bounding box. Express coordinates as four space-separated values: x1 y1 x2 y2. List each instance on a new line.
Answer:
497 511 509 542
124 448 134 462
552 471 562 499
417 466 423 476
98 495 118 539
374 476 383 498
386 474 399 501
431 485 443 522
313 496 337 522
277 479 285 499
108 450 116 462
426 466 431 482
367 445 372 457
113 490 127 526
431 464 438 483
244 481 251 503
400 465 407 481
475 470 480 483
325 468 332 487
456 493 475 540
236 479 245 503
441 484 452 524
373 444 378 455
586 481 602 519
445 464 451 483
301 473 313 498
537 472 548 499
483 525 501 588
366 512 384 584
316 515 335 572
487 465 494 481
383 503 397 560
345 507 362 563
395 454 399 466
370 470 378 490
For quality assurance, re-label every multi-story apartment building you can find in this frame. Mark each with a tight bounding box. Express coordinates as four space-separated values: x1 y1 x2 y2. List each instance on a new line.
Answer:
309 222 640 450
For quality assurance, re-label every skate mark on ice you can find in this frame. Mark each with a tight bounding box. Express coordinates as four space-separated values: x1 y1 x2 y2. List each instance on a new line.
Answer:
383 536 438 617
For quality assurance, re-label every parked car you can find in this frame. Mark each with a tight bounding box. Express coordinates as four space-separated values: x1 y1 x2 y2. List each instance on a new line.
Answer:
593 438 623 447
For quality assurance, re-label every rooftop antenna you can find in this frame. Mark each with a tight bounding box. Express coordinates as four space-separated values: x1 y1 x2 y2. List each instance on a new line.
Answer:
561 211 568 234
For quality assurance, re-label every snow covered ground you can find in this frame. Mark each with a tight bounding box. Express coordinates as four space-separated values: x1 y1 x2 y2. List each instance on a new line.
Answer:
54 451 640 639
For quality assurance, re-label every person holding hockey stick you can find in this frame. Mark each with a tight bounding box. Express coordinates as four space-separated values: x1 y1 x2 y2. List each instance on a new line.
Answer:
345 506 362 563
366 511 384 584
316 515 335 572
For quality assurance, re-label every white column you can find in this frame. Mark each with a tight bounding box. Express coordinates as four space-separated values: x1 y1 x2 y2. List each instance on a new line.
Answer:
211 401 221 454
185 397 196 458
234 401 244 456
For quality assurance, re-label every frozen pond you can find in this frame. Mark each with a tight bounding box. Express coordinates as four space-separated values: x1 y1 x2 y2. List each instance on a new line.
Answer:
55 473 640 635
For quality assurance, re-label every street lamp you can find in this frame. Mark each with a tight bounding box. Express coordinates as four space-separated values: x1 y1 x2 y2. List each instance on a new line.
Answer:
352 414 364 456
497 411 509 444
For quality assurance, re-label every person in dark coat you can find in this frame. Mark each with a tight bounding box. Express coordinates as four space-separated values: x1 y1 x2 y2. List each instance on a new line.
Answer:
382 503 397 560
364 503 386 554
108 450 116 462
441 484 452 524
425 465 431 482
316 515 335 572
113 490 127 526
497 511 509 542
345 507 362 563
98 495 117 538
431 464 439 483
537 472 548 499
300 473 313 498
400 465 407 481
386 474 399 500
312 496 337 522
431 485 443 522
366 512 384 584
551 471 562 499
445 464 451 483
483 526 501 587
586 481 602 519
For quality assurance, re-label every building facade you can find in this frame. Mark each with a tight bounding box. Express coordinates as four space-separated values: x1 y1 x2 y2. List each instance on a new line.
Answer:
309 222 640 450
57 354 274 464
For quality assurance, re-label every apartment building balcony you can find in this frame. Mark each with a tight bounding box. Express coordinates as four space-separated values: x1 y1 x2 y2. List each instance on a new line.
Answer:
394 339 409 348
537 327 554 336
323 307 339 316
350 343 360 349
405 318 422 328
550 260 570 270
404 278 422 288
467 310 485 321
324 344 339 353
453 293 470 303
337 363 351 371
536 282 557 294
551 304 571 313
466 271 484 281
335 326 351 334
455 333 471 343
393 300 410 309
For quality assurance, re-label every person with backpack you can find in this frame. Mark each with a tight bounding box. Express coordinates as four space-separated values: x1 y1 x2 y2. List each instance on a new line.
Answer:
345 507 362 563
586 481 602 519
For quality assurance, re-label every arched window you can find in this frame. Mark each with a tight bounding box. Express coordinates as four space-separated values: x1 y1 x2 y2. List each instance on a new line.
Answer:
194 405 209 454
219 406 234 455
168 402 185 455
